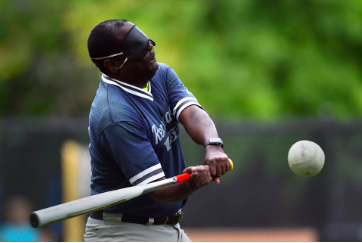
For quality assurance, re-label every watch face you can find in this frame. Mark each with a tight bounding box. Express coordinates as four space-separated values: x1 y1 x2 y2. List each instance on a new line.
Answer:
209 138 223 144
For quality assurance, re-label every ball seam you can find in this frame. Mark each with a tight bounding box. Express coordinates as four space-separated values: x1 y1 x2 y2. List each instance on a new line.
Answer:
291 145 319 167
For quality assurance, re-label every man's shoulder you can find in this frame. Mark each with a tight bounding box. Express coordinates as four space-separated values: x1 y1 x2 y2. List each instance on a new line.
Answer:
153 62 171 79
90 81 141 131
157 62 169 71
152 63 180 89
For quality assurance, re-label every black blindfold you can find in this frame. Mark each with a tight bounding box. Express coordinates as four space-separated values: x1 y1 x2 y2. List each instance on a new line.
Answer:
123 25 156 60
91 25 156 61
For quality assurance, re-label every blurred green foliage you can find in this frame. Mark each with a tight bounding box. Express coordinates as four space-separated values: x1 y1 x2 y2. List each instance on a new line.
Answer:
1 0 362 119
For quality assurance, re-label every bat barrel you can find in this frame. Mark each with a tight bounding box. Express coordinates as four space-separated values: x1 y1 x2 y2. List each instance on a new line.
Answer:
30 186 144 228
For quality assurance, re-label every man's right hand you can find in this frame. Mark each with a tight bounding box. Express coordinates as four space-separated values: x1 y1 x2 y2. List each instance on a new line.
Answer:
149 165 212 204
183 165 212 189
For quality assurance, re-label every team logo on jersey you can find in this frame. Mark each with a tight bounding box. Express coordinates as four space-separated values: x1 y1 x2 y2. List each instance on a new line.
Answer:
152 122 166 145
151 111 179 151
163 126 179 151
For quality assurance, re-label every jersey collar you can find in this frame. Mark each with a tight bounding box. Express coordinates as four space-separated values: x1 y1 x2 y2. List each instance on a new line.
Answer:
102 74 153 101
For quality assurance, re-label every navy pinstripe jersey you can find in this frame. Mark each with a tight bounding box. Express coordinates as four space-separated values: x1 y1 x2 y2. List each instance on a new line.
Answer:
88 63 203 217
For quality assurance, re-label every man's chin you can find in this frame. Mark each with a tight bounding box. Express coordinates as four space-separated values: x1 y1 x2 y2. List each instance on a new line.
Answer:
149 61 159 77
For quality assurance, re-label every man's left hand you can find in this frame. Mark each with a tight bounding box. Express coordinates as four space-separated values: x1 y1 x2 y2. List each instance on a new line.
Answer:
204 145 229 184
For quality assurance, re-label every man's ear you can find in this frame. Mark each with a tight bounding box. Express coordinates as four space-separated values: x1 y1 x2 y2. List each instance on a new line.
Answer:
104 59 119 73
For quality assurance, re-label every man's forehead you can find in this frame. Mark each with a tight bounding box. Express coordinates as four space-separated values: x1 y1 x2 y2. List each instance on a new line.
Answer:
115 22 135 40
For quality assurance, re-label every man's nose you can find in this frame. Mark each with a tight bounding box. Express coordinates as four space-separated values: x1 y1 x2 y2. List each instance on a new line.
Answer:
148 41 154 50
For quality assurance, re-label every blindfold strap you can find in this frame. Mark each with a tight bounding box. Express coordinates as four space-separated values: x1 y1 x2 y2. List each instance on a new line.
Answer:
91 52 124 60
118 57 128 69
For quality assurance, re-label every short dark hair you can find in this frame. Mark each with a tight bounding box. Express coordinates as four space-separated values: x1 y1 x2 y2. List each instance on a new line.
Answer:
87 19 128 72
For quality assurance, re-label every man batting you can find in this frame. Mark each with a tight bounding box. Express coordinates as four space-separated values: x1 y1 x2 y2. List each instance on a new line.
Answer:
85 19 229 242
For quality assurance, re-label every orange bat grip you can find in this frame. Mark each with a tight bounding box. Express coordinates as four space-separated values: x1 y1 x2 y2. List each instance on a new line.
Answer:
175 173 190 183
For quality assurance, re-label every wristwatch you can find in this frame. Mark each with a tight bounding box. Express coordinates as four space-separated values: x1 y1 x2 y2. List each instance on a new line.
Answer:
204 138 223 148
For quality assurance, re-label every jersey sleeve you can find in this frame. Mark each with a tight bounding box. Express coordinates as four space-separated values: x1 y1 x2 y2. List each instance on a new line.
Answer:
165 66 204 122
101 122 165 186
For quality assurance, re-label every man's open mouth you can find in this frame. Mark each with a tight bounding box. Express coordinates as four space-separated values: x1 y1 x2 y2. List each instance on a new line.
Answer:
150 54 156 62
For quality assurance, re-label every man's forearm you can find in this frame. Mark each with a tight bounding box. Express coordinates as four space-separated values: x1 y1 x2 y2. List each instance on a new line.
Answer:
179 106 219 146
149 181 197 204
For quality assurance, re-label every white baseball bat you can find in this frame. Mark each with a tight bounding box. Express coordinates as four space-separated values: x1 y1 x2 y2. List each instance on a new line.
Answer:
30 160 233 228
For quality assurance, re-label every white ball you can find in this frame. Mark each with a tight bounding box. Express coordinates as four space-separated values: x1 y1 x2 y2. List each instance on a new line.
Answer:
288 140 325 177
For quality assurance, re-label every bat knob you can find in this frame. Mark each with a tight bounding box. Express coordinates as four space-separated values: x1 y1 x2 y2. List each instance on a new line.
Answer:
228 159 234 171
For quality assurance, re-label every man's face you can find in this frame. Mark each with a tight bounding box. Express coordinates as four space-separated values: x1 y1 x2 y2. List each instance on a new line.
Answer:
116 22 159 79
126 39 158 78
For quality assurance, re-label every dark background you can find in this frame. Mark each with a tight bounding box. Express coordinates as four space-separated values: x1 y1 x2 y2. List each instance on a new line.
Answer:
1 118 361 241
